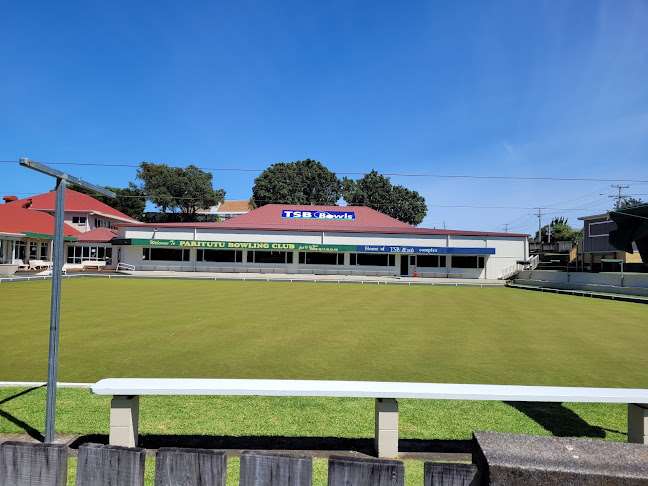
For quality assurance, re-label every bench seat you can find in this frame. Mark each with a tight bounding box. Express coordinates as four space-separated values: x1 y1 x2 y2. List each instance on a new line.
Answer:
91 378 648 457
92 378 648 403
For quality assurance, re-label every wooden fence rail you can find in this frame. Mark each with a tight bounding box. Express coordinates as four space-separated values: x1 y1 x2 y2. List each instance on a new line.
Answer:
0 442 478 486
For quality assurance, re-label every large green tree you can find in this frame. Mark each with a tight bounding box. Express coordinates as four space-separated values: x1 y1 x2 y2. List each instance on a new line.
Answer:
535 217 581 242
252 159 341 207
342 170 427 225
70 183 146 221
137 162 225 221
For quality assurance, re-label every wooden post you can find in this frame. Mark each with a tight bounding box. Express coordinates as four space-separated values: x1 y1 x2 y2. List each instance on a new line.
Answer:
424 462 479 486
239 452 312 486
76 443 145 486
328 456 404 486
154 447 226 486
0 441 68 486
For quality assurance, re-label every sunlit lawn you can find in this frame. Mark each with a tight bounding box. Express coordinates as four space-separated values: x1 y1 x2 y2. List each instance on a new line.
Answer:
1 279 646 386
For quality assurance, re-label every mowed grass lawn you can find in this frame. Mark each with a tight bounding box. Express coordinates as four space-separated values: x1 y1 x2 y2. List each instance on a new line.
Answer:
1 279 646 482
1 278 647 386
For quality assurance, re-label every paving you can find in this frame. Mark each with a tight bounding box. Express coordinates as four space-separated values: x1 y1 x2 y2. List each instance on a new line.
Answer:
121 270 505 287
1 270 506 286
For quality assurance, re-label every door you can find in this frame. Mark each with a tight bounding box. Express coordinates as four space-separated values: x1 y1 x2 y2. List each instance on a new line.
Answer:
400 255 409 276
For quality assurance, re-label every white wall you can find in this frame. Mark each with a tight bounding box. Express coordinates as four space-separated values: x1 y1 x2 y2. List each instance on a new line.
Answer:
117 226 527 279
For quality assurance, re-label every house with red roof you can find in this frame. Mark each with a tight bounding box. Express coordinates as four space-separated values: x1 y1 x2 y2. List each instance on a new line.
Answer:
0 189 139 271
113 204 529 279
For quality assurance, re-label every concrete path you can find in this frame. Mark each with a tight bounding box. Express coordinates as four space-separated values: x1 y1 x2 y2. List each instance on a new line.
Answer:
122 270 505 286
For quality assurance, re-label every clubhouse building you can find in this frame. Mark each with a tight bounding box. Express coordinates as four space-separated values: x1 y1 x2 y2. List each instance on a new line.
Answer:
114 205 529 279
0 189 138 272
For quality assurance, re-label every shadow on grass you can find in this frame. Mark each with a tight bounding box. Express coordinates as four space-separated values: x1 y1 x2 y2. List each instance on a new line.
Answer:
0 385 45 406
0 385 46 442
505 401 625 438
69 434 472 457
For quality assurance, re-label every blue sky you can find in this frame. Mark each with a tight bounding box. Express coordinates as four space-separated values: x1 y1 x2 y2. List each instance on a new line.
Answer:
1 0 647 233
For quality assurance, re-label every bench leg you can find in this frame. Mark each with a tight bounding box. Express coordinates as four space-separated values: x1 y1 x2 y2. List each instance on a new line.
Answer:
110 395 139 447
628 403 648 444
375 398 399 458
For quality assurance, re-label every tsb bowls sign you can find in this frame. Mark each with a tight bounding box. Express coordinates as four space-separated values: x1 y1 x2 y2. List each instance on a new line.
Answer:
282 209 356 221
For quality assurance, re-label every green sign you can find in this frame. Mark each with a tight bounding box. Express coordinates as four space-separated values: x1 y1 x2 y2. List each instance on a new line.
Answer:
123 238 356 253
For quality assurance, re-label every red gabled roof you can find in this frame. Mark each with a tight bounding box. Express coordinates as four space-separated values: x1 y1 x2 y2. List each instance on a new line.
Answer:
76 227 119 242
220 204 412 231
0 204 81 237
117 204 528 237
7 189 139 223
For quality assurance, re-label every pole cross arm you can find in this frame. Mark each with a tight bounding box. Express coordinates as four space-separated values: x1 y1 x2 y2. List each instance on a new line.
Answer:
19 158 116 198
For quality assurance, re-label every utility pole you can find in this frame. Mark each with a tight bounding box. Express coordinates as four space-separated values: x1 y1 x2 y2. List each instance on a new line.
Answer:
503 223 510 232
535 208 543 243
610 184 630 209
19 158 115 444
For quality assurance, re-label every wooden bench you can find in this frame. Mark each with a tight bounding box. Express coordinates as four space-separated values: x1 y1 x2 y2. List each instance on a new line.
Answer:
81 260 106 271
91 378 648 457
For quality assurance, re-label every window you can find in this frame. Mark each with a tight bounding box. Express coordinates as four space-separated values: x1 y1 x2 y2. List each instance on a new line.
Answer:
29 242 38 259
451 256 484 268
72 216 87 225
143 248 190 261
40 242 49 260
66 245 112 263
248 251 292 264
67 246 81 264
197 249 242 263
298 252 343 265
417 255 446 268
349 253 395 266
588 220 615 238
94 218 114 229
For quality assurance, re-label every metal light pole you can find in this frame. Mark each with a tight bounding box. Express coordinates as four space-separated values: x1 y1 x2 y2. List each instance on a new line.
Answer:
19 158 115 443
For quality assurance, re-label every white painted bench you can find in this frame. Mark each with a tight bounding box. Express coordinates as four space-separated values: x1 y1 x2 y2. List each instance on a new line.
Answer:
81 260 106 271
91 378 648 457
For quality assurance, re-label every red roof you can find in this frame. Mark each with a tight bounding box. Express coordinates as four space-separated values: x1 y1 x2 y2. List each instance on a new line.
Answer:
7 189 138 223
118 204 528 237
0 204 81 237
76 227 119 242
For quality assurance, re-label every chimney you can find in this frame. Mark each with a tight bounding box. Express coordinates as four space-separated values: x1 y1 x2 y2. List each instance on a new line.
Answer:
2 195 17 204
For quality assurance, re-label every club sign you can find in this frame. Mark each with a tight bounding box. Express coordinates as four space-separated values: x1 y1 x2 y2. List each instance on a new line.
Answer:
281 209 356 221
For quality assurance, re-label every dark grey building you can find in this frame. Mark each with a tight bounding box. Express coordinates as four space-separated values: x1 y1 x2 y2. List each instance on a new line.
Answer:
578 213 643 271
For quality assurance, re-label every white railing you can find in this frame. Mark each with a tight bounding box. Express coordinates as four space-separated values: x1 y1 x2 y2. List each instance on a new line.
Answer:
527 254 540 270
500 255 540 280
499 265 520 280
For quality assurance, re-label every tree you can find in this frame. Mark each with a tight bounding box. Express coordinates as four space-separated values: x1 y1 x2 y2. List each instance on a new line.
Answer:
342 170 427 225
70 183 146 221
616 197 644 210
137 162 225 221
534 217 581 242
252 159 341 207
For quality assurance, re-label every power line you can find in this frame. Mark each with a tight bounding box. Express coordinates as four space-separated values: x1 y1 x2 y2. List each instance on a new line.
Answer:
609 184 630 209
1 159 648 183
0 189 609 211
